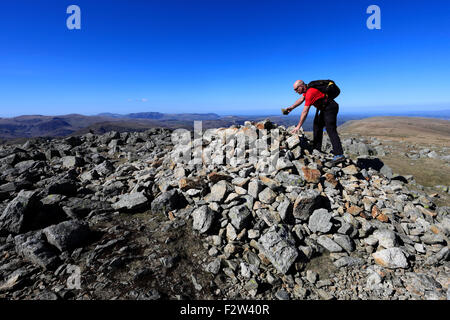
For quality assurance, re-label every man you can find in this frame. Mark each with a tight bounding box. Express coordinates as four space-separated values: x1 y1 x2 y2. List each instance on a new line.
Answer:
285 79 345 164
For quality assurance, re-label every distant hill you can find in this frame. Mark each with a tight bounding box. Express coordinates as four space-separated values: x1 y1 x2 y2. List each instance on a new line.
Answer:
2 111 448 143
339 116 450 145
0 112 243 141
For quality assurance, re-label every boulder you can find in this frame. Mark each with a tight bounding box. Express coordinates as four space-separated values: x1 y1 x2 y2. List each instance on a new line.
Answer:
14 231 60 270
43 220 92 252
62 156 84 168
0 190 39 234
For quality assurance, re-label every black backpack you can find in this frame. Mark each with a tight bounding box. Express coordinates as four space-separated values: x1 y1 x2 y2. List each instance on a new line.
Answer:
307 80 341 100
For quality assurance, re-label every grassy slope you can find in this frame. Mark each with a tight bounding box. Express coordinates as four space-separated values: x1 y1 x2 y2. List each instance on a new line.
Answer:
338 116 450 146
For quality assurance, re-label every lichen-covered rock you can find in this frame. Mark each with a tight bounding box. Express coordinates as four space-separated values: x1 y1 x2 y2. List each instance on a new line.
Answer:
258 225 298 274
308 209 333 233
229 204 252 231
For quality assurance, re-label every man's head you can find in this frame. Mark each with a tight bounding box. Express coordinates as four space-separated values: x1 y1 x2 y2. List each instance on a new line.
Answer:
293 80 306 94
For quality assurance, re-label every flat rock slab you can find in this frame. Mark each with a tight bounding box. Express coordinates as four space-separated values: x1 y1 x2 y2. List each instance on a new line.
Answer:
258 225 298 274
334 256 364 268
317 235 342 252
112 192 149 212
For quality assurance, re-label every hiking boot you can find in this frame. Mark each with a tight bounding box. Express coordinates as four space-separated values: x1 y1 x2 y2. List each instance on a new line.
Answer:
330 155 345 165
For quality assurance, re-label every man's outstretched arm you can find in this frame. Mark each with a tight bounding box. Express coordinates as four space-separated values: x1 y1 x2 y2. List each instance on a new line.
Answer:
291 104 311 134
286 96 305 112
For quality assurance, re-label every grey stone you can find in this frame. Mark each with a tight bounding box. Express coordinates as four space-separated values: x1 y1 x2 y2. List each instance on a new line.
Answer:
94 160 115 176
14 231 60 270
258 225 298 274
150 189 187 213
372 247 408 269
421 232 446 245
277 199 292 222
43 220 91 252
404 272 445 298
248 179 264 199
380 165 393 179
112 192 149 212
366 272 383 290
317 235 342 252
256 208 281 227
0 190 39 234
244 278 259 293
373 229 398 248
258 187 277 204
337 222 354 236
333 234 355 252
308 209 333 233
286 135 300 149
425 246 449 265
275 289 290 300
293 189 322 221
333 256 364 268
206 180 232 202
274 172 305 187
306 270 318 284
62 156 83 168
192 206 217 234
62 197 111 219
228 204 252 231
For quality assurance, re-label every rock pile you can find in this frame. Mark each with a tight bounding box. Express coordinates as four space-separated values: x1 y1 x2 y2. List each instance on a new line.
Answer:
0 121 448 300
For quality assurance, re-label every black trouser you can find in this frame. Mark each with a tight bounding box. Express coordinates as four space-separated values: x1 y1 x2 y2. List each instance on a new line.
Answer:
313 99 344 155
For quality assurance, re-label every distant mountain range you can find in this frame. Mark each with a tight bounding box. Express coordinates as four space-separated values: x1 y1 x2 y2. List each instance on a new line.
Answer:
0 110 448 143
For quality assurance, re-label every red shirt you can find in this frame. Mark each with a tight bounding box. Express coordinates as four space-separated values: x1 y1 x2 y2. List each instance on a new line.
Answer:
303 87 325 108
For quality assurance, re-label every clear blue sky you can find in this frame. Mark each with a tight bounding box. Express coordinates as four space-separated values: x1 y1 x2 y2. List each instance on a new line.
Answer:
0 0 449 117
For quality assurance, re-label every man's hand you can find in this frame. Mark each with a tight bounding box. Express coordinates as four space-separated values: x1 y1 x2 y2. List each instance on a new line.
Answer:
291 125 303 134
282 106 293 115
